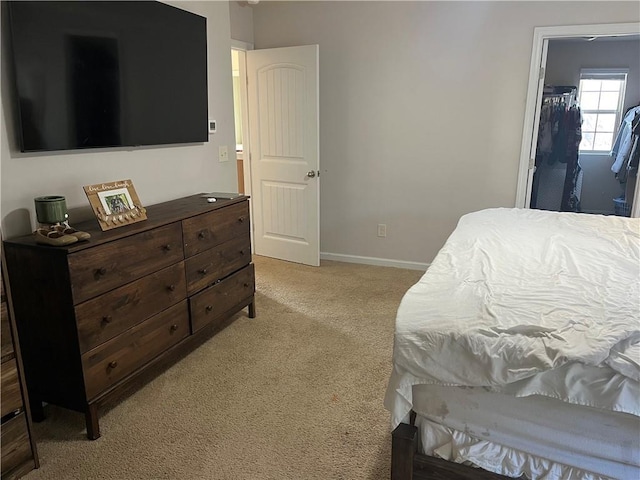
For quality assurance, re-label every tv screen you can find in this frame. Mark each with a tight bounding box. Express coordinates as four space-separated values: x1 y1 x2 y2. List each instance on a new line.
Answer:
6 1 208 153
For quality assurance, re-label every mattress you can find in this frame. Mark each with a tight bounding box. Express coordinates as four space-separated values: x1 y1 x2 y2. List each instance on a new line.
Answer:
385 208 640 479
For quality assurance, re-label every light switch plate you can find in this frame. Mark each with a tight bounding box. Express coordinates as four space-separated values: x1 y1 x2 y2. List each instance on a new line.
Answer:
208 119 216 134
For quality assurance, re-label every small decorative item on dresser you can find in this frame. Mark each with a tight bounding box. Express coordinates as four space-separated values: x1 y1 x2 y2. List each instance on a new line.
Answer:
33 195 68 224
83 179 147 231
33 196 91 246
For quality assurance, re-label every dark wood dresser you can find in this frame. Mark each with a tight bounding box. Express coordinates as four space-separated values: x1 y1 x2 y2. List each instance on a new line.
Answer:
1 240 39 478
3 195 255 440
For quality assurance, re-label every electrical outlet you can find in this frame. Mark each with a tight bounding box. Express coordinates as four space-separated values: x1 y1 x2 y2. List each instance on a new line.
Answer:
377 224 387 237
218 145 229 162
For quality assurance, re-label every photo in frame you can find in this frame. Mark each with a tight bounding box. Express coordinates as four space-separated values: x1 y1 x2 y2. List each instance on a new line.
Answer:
83 179 147 231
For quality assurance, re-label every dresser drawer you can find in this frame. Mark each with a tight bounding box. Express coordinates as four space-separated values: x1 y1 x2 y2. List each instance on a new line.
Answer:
75 262 187 354
190 264 255 333
185 235 251 295
69 223 184 304
1 301 13 361
0 413 31 475
1 359 22 418
82 301 189 399
182 201 249 257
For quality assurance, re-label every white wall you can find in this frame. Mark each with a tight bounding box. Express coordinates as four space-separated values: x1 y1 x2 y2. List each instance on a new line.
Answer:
545 38 640 214
252 1 640 264
229 0 254 44
1 1 237 238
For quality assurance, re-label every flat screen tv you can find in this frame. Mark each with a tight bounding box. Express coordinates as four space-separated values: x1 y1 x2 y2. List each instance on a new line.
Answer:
6 1 208 153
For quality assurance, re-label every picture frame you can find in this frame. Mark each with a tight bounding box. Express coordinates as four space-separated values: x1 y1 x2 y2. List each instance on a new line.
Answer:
83 179 147 231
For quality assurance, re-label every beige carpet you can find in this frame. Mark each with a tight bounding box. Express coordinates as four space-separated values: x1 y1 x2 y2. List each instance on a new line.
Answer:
23 256 423 480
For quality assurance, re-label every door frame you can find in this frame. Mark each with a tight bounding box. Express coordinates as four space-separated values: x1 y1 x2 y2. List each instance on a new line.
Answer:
515 22 640 217
231 39 254 247
231 39 254 200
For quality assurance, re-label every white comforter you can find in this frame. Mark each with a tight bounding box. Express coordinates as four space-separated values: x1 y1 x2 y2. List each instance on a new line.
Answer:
388 208 640 422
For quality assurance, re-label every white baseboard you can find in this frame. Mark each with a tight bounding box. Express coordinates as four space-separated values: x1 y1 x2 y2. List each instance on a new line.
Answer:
320 252 429 271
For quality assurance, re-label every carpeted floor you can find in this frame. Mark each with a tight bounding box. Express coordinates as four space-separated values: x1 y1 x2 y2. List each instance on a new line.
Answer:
23 256 423 480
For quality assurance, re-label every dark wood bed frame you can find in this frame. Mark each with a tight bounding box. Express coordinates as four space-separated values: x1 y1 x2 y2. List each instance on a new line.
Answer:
391 411 519 480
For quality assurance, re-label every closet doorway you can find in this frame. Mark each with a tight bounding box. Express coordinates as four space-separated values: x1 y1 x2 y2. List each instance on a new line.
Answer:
231 43 252 197
516 23 640 218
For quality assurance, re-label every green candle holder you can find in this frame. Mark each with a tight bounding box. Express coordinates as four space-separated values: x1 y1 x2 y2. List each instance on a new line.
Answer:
34 196 68 224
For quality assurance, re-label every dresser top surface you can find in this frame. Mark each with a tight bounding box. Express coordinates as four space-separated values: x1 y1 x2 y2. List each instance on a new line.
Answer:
4 194 249 252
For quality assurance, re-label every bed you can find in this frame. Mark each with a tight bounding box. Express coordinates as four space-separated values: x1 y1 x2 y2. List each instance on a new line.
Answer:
384 208 640 480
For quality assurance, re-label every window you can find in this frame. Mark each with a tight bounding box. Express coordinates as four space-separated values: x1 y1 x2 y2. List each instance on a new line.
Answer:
577 69 627 152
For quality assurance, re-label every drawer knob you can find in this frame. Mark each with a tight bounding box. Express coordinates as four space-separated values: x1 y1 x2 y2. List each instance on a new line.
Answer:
108 361 118 370
205 305 213 313
243 283 250 288
170 324 179 333
162 244 172 251
198 231 206 239
239 249 245 255
168 284 176 292
238 217 245 223
102 315 112 324
198 268 208 275
96 267 107 276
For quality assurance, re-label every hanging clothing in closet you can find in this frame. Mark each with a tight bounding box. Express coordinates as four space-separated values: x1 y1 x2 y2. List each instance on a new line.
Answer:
611 105 640 183
611 105 640 216
532 88 582 212
559 105 582 212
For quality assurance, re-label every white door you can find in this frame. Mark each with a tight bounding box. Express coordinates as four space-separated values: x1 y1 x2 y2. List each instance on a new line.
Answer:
247 45 320 266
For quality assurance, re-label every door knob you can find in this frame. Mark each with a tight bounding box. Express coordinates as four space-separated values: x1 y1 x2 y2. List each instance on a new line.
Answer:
307 170 316 178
